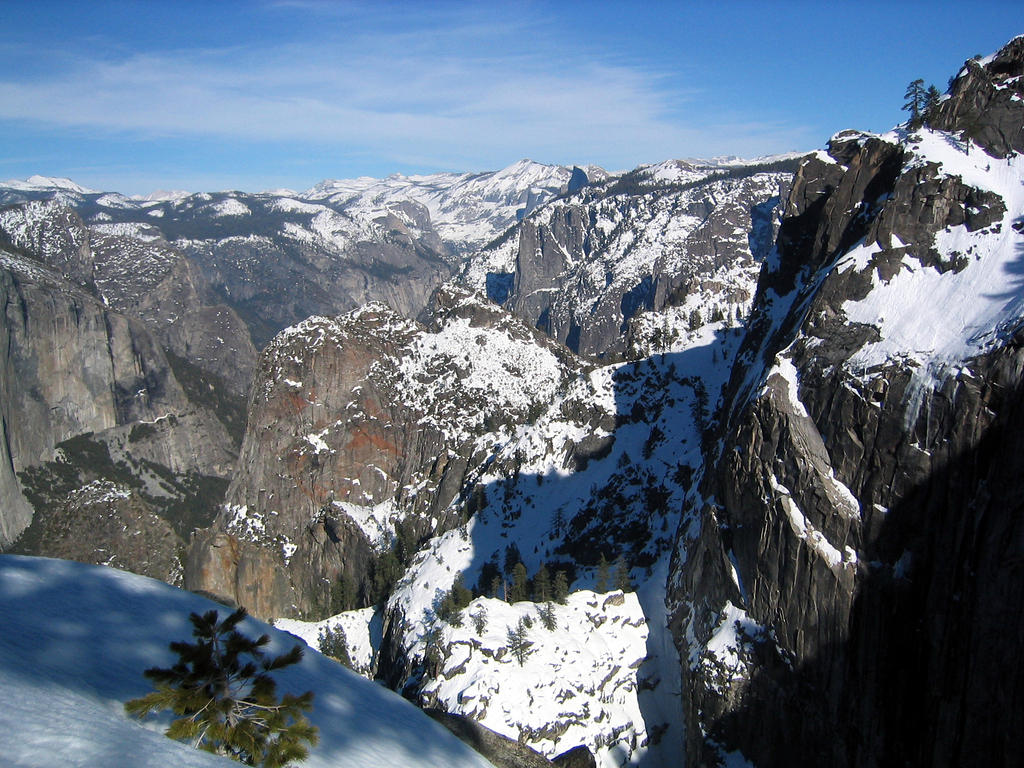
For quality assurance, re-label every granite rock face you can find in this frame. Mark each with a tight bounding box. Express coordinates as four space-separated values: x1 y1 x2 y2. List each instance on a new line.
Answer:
0 253 180 542
0 212 241 570
0 201 257 392
186 286 585 618
670 40 1024 767
928 35 1024 157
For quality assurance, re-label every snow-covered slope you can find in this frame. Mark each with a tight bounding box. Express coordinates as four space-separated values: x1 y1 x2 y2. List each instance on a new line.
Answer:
839 128 1024 396
0 555 493 768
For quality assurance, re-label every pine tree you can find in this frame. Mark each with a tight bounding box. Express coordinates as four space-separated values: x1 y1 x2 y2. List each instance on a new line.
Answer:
370 549 402 606
614 556 631 591
924 84 941 123
125 608 318 768
451 573 473 609
476 555 501 598
509 562 528 603
470 605 488 634
553 570 570 604
596 553 610 592
329 572 356 615
436 592 459 625
503 542 522 575
532 564 551 602
506 618 534 666
538 601 557 631
438 573 473 626
317 624 352 669
903 78 927 127
491 574 504 601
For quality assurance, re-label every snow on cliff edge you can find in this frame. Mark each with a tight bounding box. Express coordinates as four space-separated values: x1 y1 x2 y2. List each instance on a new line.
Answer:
0 555 492 768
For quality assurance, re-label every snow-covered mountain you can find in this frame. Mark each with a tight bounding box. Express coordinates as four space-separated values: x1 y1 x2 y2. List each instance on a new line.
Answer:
186 281 742 763
0 159 603 352
458 157 793 359
0 554 494 768
305 158 606 251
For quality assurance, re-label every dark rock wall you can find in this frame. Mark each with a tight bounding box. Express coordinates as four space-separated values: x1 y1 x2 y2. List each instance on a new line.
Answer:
669 40 1024 768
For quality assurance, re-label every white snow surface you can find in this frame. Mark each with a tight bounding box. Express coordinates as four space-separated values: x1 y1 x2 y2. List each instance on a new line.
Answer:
275 607 383 678
841 130 1024 393
2 175 98 194
391 315 565 443
422 592 649 761
205 198 252 218
90 222 163 242
0 555 493 768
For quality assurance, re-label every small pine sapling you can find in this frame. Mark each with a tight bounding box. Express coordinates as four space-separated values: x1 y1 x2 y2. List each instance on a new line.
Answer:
125 608 318 768
538 602 557 631
505 617 534 666
470 605 488 634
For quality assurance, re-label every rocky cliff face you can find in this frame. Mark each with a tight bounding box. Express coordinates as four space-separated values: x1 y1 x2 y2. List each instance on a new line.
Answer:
186 286 586 618
459 159 794 360
0 195 249 576
266 309 741 765
0 241 236 573
0 201 257 392
670 38 1024 767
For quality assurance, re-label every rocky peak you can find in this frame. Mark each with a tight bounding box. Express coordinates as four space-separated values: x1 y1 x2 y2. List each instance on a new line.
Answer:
461 161 793 360
927 35 1024 157
186 288 587 619
671 35 1024 767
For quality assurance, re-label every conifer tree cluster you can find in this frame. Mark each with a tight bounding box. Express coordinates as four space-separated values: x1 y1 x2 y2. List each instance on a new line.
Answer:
437 573 474 625
316 624 353 669
329 519 425 614
595 552 631 592
125 608 318 768
472 550 573 605
903 78 942 129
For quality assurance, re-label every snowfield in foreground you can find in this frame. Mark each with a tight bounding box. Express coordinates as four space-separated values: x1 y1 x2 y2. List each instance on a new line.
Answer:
0 555 493 768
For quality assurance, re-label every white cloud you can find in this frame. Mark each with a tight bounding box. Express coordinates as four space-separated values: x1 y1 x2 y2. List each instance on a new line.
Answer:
0 16 812 175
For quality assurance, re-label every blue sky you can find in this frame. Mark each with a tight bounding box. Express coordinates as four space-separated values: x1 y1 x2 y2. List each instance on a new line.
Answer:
1 1 1018 195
